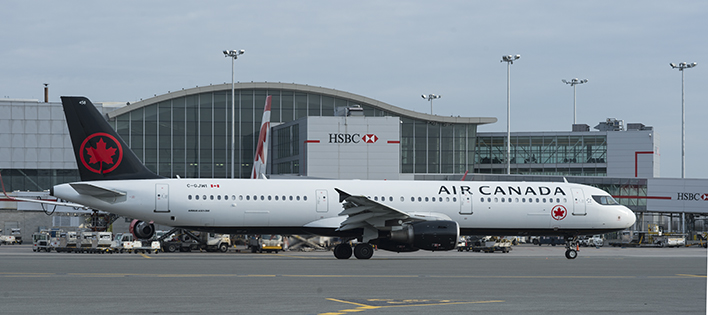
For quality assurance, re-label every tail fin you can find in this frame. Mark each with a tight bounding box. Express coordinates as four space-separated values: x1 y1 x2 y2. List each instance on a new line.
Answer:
61 96 161 181
251 95 271 179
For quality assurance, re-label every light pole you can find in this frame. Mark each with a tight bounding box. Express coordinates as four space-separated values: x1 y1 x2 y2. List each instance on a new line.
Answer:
670 62 697 179
421 94 441 115
223 49 245 179
501 54 520 175
562 78 588 125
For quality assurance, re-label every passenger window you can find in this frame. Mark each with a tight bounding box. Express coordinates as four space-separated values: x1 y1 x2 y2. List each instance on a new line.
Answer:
188 195 192 200
374 196 378 201
453 197 457 202
217 195 221 200
303 196 307 201
400 197 404 202
202 195 207 200
418 197 422 202
275 196 279 201
268 196 272 201
390 197 393 202
297 196 300 201
289 196 293 201
480 198 484 202
425 197 429 202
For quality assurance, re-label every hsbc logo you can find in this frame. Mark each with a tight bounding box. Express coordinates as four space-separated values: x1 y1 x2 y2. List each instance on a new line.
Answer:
676 192 708 201
362 134 378 143
328 133 379 144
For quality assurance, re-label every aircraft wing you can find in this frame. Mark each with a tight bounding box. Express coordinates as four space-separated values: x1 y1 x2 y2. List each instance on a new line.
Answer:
334 188 443 243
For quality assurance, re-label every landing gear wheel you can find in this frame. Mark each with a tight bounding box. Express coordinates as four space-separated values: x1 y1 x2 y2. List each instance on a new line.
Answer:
564 235 580 259
353 244 374 260
333 243 353 259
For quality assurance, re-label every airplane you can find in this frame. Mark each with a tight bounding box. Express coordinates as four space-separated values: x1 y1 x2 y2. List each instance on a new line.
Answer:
46 96 635 260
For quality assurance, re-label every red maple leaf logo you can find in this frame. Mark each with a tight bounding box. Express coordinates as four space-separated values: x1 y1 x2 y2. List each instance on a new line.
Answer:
551 205 567 220
86 138 117 165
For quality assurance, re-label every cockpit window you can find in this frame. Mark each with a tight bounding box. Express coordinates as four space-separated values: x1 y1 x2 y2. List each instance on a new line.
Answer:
592 195 619 205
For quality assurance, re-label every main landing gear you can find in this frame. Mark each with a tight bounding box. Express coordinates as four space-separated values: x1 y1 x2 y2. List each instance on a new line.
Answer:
333 243 374 260
564 236 579 259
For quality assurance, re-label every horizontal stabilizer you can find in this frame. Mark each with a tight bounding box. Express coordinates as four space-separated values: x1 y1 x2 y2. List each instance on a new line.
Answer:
70 183 126 198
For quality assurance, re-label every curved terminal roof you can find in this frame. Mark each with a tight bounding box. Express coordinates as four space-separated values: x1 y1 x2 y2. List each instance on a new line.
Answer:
107 82 496 125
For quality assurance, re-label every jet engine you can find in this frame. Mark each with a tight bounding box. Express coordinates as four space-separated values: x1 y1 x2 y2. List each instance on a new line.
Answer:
130 219 156 240
379 220 459 252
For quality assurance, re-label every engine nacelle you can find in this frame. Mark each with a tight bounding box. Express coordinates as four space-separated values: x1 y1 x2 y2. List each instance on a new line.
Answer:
387 220 459 251
130 220 155 240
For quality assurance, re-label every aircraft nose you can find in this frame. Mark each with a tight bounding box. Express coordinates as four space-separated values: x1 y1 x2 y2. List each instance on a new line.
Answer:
619 207 636 228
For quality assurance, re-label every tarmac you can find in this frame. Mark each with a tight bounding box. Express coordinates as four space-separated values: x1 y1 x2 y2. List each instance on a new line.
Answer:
0 244 705 315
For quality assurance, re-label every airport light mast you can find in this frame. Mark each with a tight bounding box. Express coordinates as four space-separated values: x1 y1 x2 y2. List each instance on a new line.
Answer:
501 54 520 175
669 62 697 179
223 49 245 179
562 78 588 125
421 94 441 115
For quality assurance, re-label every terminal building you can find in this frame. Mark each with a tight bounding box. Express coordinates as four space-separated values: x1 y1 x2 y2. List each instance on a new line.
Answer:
1 82 706 241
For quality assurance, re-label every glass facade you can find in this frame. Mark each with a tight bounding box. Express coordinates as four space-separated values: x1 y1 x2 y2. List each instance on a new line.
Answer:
474 134 607 176
1 169 80 191
110 86 481 179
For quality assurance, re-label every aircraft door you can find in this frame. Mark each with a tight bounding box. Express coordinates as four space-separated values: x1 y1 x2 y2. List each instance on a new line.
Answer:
459 189 473 215
572 188 586 215
316 189 328 213
155 184 170 212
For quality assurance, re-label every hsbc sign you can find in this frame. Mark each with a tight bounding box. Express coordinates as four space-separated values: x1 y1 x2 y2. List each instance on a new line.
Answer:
676 192 708 201
329 133 379 144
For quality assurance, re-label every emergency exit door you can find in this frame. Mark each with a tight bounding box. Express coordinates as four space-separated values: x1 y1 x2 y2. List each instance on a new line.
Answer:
316 189 329 213
459 190 473 215
155 184 170 212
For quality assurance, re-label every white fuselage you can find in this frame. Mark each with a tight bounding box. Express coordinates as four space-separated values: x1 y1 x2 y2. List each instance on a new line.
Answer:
52 179 635 236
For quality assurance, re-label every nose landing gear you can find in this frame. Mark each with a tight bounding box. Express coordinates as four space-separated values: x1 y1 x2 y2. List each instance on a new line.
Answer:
565 236 579 259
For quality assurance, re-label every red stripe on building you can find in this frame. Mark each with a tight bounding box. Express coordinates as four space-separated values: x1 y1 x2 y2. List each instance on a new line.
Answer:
304 140 320 143
612 195 672 200
387 140 400 144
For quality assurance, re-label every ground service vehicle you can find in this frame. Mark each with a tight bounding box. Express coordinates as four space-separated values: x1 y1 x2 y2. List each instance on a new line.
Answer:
11 228 22 244
32 232 51 252
249 235 284 253
159 230 230 253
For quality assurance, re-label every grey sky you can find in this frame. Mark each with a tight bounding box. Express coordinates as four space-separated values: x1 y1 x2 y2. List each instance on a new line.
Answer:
2 1 706 178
